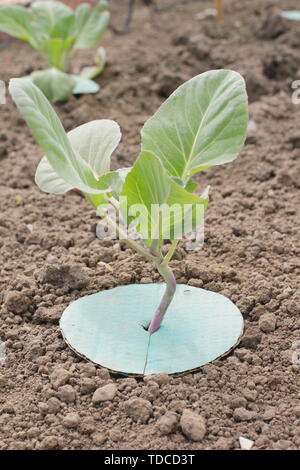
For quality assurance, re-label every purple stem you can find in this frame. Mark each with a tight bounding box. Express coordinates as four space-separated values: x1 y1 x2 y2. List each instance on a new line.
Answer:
148 262 177 335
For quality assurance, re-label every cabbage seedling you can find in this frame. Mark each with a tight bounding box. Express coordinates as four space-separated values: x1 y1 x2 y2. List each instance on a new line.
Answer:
0 0 109 102
9 69 248 334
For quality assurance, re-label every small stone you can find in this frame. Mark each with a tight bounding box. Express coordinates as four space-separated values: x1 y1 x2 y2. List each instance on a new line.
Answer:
241 327 262 349
233 407 253 422
37 402 49 415
259 313 276 333
263 407 276 421
228 396 248 409
40 436 58 450
47 397 61 414
50 367 71 389
4 291 31 314
239 436 254 450
62 412 80 429
57 385 76 403
97 368 111 380
118 377 138 392
26 341 45 360
242 389 257 402
0 375 8 388
142 381 160 401
215 437 233 450
180 409 206 441
187 278 204 287
157 412 178 435
79 417 96 434
144 373 170 386
26 427 39 438
294 406 300 417
118 272 132 284
109 428 123 442
203 364 219 380
80 378 96 395
275 440 294 450
123 397 153 423
92 432 107 445
33 306 61 324
80 363 96 377
92 384 117 403
36 264 89 290
185 263 215 282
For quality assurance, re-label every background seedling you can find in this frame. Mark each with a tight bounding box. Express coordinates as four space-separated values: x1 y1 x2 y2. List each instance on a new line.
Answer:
0 0 109 101
215 0 223 22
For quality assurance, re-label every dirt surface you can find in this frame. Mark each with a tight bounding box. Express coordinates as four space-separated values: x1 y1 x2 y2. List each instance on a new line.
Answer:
0 0 300 451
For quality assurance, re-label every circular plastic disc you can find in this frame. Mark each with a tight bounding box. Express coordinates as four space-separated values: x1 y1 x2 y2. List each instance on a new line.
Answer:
72 76 100 95
281 10 300 21
60 284 243 376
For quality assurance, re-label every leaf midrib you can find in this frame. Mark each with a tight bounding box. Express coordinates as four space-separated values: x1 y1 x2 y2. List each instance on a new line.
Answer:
181 77 223 181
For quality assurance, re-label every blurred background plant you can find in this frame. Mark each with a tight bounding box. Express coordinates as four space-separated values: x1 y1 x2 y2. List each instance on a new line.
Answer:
0 0 110 101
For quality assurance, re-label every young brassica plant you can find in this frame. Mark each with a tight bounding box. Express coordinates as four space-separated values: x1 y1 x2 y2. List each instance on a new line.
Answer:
0 0 109 102
9 69 248 334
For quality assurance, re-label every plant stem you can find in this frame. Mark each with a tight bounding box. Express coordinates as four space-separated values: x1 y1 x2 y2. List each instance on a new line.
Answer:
105 215 158 263
98 202 177 334
163 239 179 264
215 0 224 21
148 261 176 335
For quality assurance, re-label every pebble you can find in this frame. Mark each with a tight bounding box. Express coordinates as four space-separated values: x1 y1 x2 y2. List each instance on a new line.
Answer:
80 378 96 395
142 381 160 401
294 406 300 418
144 373 170 387
40 436 58 450
4 291 31 314
228 396 248 409
262 407 276 421
36 264 89 290
62 412 80 429
109 428 123 442
259 313 276 333
57 385 76 403
233 407 253 422
123 397 153 423
239 436 254 450
33 306 61 324
241 327 262 349
47 397 61 414
180 409 206 441
50 367 71 389
157 411 178 435
79 417 96 434
80 363 97 377
214 437 233 450
0 375 8 388
92 432 107 445
242 389 257 402
92 384 117 403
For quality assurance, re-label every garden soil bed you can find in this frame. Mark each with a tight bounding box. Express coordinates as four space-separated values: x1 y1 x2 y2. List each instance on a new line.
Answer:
0 0 299 450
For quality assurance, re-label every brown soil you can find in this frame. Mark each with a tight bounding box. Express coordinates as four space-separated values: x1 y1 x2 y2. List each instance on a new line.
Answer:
0 0 300 451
